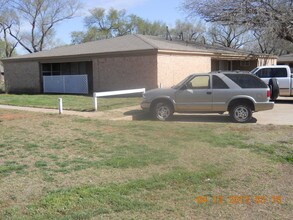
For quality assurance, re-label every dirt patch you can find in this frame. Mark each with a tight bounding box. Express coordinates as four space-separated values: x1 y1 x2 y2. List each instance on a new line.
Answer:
0 113 27 121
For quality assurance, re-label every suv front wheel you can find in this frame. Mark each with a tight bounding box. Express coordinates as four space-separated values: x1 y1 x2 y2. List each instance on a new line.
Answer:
152 101 174 121
230 104 252 123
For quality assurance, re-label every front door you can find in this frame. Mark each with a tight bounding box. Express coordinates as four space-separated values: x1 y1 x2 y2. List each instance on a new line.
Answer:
175 75 213 112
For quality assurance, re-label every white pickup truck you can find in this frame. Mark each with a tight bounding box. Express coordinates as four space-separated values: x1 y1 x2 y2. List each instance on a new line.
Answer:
251 65 293 99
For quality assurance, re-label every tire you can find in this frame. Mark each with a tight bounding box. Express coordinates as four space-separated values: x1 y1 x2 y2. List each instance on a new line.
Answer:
268 78 279 101
152 101 174 121
229 104 252 123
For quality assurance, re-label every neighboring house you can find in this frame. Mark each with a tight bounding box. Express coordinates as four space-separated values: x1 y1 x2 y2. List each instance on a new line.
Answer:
1 34 277 94
278 54 293 72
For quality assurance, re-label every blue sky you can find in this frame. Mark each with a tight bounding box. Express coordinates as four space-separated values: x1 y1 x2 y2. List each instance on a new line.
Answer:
55 0 186 45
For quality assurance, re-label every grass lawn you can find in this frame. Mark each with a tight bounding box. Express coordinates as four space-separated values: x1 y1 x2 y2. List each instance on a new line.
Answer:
0 109 292 219
0 94 141 111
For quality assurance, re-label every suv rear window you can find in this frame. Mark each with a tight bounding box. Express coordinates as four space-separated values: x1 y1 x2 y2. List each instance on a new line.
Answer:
225 74 267 88
212 75 229 89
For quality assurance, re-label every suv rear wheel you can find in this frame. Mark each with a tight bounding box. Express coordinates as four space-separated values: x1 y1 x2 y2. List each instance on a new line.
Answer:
152 101 174 121
268 78 279 101
230 104 252 123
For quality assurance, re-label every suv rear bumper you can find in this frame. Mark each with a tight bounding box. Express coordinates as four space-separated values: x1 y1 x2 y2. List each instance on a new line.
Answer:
255 102 274 112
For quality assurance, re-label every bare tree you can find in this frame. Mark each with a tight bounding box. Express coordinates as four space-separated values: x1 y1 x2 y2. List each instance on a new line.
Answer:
249 29 293 55
0 0 8 8
183 0 293 43
3 0 81 53
171 19 206 42
207 24 252 49
0 5 18 57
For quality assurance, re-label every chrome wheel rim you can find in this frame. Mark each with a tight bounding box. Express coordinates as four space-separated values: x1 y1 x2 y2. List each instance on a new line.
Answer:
156 105 170 120
234 106 249 122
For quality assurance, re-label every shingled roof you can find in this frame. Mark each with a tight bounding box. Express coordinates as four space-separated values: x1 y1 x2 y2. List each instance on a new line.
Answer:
2 34 274 62
278 54 293 62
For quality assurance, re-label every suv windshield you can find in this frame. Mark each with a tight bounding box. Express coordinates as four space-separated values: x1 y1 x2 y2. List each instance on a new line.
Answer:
172 75 194 89
250 67 259 74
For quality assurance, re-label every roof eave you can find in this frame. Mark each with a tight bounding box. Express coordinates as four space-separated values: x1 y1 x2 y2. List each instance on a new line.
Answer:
1 49 158 63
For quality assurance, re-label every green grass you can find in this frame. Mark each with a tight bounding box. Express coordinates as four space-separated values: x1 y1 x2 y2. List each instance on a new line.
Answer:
0 94 141 111
0 110 292 219
177 126 293 164
0 161 28 176
11 166 222 219
100 144 175 168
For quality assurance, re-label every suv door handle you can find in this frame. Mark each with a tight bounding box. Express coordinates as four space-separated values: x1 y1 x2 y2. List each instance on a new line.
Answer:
207 92 212 95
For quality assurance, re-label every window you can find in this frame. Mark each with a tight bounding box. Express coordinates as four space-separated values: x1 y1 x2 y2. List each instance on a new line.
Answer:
61 63 71 75
240 61 250 67
187 76 210 89
256 68 271 78
42 62 90 76
271 68 288 77
212 75 229 89
225 74 267 88
250 67 259 75
255 68 288 78
42 64 51 72
42 63 60 76
42 63 52 76
51 63 60 75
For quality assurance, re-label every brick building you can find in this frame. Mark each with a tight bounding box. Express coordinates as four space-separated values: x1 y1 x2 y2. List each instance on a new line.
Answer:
1 34 277 94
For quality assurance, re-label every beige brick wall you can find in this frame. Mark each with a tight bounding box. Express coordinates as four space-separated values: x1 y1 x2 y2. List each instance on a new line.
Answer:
4 61 40 93
157 53 211 88
92 54 157 92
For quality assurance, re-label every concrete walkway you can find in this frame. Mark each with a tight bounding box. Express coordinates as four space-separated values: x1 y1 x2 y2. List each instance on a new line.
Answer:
0 97 292 125
0 104 138 120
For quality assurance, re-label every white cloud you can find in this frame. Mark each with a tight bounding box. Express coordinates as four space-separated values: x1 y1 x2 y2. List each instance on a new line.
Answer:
84 0 148 11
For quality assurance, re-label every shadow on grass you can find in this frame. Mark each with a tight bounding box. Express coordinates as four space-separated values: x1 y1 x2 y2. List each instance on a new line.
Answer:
124 110 257 123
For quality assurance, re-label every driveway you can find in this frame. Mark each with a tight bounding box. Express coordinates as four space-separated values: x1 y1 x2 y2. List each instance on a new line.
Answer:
127 97 293 125
253 97 293 125
0 97 292 125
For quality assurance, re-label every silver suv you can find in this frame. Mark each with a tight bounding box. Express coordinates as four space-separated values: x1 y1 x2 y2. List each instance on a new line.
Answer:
141 72 274 123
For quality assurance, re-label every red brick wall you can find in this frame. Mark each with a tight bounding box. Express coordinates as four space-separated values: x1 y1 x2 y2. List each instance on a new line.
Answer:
4 61 41 93
92 53 157 92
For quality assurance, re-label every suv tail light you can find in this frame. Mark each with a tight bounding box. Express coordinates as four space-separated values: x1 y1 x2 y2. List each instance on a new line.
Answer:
267 89 271 98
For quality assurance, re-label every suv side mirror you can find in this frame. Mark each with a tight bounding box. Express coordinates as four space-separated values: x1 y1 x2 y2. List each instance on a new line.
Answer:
180 84 188 90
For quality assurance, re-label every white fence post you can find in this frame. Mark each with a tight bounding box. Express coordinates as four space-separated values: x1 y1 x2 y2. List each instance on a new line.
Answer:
93 93 98 111
58 98 63 114
93 88 145 111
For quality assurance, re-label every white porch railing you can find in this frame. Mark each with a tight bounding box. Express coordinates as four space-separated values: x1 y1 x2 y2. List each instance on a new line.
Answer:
93 88 145 111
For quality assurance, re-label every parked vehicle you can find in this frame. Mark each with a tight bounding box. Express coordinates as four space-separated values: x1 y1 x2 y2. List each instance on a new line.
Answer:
250 65 293 100
141 72 274 123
